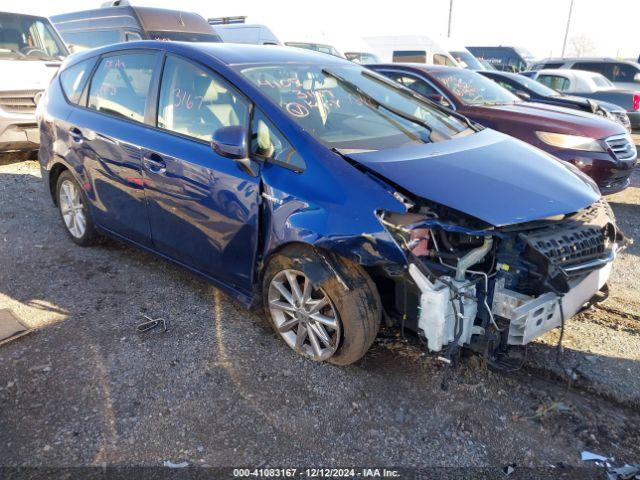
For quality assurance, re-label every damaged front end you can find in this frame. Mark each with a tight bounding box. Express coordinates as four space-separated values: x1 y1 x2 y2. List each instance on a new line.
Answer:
378 197 625 359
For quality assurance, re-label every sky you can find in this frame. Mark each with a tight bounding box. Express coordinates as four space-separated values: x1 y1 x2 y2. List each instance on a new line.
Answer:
4 0 637 60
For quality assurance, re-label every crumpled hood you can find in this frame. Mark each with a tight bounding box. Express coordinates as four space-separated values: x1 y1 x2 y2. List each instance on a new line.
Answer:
0 60 60 91
345 129 600 227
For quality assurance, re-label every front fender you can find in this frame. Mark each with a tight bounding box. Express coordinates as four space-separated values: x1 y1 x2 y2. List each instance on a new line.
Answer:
259 147 408 270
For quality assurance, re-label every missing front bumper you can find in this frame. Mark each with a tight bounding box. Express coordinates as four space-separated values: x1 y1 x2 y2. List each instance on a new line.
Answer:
493 260 613 345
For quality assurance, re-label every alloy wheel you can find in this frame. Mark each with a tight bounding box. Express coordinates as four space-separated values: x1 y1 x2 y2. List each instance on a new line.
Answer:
268 269 341 361
59 179 86 239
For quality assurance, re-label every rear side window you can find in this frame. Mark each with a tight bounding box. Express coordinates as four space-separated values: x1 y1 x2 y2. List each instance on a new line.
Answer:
612 63 639 82
157 55 249 141
88 52 156 123
251 110 305 172
537 74 570 92
393 51 426 63
382 72 445 103
59 59 94 104
573 62 614 79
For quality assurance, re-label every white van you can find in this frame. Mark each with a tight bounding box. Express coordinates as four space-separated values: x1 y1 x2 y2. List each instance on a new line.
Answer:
0 11 68 154
363 35 460 66
208 17 280 45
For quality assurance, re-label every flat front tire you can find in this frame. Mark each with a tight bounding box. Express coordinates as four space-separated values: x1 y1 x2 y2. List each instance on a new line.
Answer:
263 246 381 365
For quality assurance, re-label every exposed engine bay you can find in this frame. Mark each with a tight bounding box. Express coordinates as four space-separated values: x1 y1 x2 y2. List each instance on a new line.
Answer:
378 196 624 361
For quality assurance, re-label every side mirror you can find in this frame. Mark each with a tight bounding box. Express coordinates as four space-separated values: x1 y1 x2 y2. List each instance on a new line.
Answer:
515 90 531 101
211 125 247 159
211 126 259 177
634 72 640 83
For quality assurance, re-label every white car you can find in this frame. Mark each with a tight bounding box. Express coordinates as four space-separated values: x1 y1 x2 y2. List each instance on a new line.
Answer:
532 58 640 90
0 11 68 155
524 69 640 135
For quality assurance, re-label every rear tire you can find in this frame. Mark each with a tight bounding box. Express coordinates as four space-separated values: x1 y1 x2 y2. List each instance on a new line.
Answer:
262 245 381 365
56 170 97 247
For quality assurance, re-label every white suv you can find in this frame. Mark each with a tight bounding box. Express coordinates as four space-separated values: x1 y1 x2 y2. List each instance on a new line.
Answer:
531 58 640 91
0 12 68 155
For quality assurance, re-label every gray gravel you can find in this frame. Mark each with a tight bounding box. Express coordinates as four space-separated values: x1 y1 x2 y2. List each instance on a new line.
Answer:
0 158 639 469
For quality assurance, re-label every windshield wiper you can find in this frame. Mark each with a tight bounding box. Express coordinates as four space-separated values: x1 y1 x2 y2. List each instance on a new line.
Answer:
361 69 480 132
322 68 433 137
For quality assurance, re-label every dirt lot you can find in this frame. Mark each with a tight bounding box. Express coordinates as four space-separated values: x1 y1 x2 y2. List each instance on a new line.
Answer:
0 157 639 474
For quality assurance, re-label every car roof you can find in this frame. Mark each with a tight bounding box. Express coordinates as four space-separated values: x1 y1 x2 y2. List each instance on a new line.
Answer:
537 57 640 66
480 70 522 80
0 11 49 21
534 68 606 79
67 41 351 67
370 63 464 76
52 6 213 34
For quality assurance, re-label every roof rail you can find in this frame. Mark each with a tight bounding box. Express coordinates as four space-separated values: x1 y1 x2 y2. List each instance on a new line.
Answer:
208 16 247 25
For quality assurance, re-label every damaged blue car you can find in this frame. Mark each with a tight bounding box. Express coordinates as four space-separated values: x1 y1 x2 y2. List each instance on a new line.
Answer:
38 42 623 365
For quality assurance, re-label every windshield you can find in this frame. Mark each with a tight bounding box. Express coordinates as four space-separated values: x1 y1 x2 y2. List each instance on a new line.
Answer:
0 13 67 61
431 68 519 105
147 31 222 42
450 51 483 70
239 63 471 151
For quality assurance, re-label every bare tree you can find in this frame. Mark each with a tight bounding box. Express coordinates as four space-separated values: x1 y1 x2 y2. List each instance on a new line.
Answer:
568 35 596 57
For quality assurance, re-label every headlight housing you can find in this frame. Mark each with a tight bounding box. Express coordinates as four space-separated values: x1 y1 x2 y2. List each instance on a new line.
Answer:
535 131 605 152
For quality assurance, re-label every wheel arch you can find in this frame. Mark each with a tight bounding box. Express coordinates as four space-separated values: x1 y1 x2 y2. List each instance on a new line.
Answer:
48 162 70 205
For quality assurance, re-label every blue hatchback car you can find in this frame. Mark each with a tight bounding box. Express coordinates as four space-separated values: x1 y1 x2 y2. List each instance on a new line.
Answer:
38 42 622 365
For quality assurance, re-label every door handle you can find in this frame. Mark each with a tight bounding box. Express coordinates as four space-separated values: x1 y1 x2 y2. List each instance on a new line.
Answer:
142 152 167 174
69 127 84 144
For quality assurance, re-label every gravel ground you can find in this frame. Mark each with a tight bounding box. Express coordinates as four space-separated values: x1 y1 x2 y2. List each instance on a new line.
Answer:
0 158 639 471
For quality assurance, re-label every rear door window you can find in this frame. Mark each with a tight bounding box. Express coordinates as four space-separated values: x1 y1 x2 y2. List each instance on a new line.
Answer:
157 55 249 142
88 52 156 123
59 59 95 104
537 74 570 91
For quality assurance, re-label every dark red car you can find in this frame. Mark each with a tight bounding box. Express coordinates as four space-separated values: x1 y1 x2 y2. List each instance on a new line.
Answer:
370 64 637 194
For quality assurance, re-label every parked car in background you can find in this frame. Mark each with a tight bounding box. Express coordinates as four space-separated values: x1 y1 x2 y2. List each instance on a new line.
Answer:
344 51 379 64
208 17 280 45
38 41 622 367
284 41 344 58
466 46 534 72
531 58 640 90
370 64 637 194
527 69 640 134
0 11 68 155
364 35 459 66
477 58 496 71
479 70 631 131
51 3 221 52
449 48 487 70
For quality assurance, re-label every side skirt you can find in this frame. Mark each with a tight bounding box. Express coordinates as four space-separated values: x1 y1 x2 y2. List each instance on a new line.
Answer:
94 224 257 309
